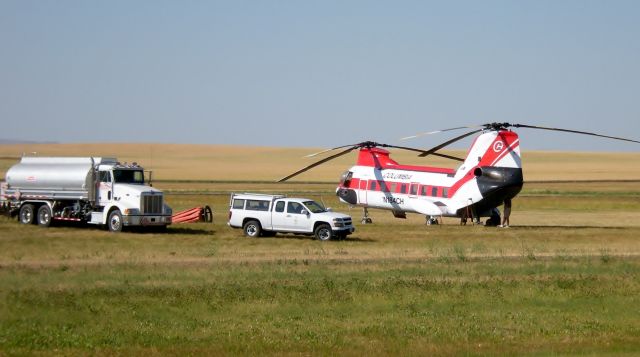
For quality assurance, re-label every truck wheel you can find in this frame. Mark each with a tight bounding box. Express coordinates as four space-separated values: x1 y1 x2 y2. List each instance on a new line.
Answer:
243 220 261 238
37 205 53 227
108 209 123 232
19 204 35 225
314 224 332 241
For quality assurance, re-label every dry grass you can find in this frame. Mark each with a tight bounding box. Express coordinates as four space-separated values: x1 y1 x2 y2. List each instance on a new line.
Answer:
2 143 639 182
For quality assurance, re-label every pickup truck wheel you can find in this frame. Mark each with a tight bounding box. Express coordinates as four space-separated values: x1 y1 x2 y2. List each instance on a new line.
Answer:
243 220 261 238
19 204 36 225
108 209 123 232
37 205 53 227
314 224 332 241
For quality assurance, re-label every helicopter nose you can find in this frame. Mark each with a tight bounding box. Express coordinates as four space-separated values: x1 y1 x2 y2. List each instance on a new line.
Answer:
336 188 358 205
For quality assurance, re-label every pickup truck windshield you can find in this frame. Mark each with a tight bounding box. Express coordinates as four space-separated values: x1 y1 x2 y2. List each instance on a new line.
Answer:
113 169 145 184
303 200 326 214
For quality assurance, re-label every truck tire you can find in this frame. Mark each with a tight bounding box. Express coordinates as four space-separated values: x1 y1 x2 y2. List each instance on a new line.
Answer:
19 204 36 225
243 220 261 238
108 209 123 232
314 223 332 241
37 205 53 227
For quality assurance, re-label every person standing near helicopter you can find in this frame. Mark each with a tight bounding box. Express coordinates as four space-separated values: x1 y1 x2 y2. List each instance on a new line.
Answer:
499 198 512 228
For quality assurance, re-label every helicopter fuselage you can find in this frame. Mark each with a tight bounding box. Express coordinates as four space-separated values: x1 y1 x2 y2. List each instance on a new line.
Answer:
336 130 524 219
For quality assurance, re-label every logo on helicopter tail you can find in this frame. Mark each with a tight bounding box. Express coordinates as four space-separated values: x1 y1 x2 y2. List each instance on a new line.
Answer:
493 141 504 153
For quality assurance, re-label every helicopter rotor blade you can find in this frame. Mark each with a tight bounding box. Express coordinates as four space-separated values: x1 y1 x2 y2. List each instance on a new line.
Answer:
512 124 640 144
382 144 465 162
277 146 358 182
304 144 360 158
418 129 483 157
432 152 465 162
400 125 483 141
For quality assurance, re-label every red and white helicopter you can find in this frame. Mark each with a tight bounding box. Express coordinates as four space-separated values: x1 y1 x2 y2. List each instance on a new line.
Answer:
278 123 640 225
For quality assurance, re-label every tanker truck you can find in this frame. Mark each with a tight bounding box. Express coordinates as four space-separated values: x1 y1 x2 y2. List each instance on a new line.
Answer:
0 157 172 232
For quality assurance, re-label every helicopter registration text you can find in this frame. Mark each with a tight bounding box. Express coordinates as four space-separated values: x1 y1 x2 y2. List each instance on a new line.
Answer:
382 196 404 205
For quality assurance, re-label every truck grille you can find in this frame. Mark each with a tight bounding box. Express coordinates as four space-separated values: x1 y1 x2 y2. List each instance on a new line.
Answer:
344 218 353 226
142 194 163 214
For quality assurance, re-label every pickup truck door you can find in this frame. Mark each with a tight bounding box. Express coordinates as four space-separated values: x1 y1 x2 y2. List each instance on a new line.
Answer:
271 200 289 230
272 201 311 232
287 201 313 232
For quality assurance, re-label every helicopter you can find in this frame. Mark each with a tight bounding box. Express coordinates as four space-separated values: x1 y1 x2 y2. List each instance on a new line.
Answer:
278 123 640 226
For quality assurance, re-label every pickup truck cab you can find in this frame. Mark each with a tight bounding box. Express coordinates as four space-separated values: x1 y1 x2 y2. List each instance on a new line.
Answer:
228 193 355 241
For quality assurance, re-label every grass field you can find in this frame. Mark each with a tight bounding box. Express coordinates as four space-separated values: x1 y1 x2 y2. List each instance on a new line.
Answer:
1 143 640 355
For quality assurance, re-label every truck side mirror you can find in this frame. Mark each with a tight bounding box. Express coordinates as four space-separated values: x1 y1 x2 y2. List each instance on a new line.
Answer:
300 209 308 216
326 207 333 212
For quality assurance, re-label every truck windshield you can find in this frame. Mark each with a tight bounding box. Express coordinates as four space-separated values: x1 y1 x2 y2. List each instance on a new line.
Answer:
113 169 145 184
303 201 326 214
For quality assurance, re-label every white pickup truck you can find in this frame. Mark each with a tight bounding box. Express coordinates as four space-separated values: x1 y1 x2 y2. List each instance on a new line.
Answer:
227 193 355 241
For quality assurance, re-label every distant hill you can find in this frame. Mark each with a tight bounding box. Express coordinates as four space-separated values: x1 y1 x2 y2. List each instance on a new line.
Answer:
0 139 58 144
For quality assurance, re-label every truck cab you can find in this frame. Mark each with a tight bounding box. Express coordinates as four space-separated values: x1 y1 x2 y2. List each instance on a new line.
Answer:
94 161 171 231
228 193 355 241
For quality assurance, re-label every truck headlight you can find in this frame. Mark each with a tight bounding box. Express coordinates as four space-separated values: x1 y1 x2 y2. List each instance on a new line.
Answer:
333 218 344 227
124 208 139 215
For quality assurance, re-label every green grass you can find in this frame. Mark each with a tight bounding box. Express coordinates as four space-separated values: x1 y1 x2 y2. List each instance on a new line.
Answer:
2 257 640 355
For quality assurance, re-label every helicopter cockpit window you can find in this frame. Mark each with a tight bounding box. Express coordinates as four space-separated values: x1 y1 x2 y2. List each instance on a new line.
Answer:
340 171 353 186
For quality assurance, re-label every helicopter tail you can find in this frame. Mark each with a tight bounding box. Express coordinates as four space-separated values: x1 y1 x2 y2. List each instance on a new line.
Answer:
466 129 522 169
451 130 524 216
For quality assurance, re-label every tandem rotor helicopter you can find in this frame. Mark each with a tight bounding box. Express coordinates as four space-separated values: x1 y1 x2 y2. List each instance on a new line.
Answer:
278 123 640 226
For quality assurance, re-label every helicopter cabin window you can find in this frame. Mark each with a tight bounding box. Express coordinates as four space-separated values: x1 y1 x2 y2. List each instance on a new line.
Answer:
420 185 428 196
381 182 389 192
442 188 449 198
400 184 407 194
340 171 353 187
246 199 270 211
410 184 418 195
369 181 377 191
232 199 245 209
389 183 398 193
431 187 438 197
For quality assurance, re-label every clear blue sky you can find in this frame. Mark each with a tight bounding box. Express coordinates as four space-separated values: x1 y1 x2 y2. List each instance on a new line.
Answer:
1 0 639 151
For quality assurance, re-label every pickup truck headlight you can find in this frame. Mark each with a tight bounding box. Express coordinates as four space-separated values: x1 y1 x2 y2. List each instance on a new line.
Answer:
333 218 345 227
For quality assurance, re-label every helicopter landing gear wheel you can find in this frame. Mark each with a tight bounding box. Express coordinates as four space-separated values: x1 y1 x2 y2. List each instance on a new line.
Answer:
426 216 439 225
361 207 372 224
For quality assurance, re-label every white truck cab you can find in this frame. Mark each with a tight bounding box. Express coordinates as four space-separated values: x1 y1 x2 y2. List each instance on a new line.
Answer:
228 193 355 240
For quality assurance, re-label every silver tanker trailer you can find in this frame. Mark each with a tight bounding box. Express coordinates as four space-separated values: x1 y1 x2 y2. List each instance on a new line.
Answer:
0 157 172 232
